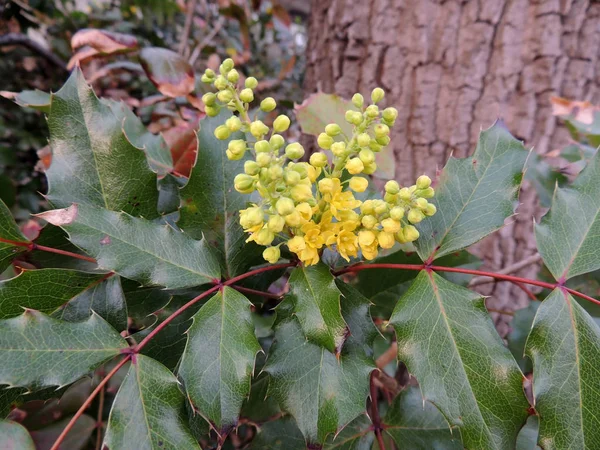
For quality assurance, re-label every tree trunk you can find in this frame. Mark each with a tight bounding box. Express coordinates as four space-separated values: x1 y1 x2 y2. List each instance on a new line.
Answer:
304 0 600 333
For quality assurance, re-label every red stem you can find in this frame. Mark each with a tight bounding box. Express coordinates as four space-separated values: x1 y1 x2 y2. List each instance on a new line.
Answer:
231 284 283 300
49 356 131 450
0 237 97 264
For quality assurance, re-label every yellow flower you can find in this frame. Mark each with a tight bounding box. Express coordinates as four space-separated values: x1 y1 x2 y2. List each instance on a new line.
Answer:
296 203 313 221
287 236 306 254
319 211 340 246
300 246 320 265
361 241 379 260
358 230 377 248
337 229 358 261
301 222 325 250
326 178 361 220
381 218 401 234
378 231 395 249
290 183 313 202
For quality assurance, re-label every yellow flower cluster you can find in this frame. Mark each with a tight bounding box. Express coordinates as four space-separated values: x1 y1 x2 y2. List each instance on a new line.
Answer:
201 59 437 266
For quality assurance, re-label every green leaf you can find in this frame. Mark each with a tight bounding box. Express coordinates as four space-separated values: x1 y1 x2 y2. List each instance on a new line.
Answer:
28 225 97 272
525 289 600 449
0 89 51 112
383 386 462 449
264 318 373 444
0 311 127 390
515 416 540 450
30 415 96 450
52 274 128 331
179 112 263 277
250 417 306 450
0 198 29 274
415 122 528 260
38 203 221 289
178 287 260 430
390 271 529 449
287 263 347 352
47 68 159 218
0 268 107 320
122 280 172 328
324 414 374 449
0 420 35 450
536 150 600 281
104 354 200 449
139 47 195 98
507 301 541 373
335 280 378 352
525 153 568 208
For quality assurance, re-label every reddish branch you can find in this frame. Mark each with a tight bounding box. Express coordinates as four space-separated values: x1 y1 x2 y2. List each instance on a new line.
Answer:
370 372 387 450
0 237 97 264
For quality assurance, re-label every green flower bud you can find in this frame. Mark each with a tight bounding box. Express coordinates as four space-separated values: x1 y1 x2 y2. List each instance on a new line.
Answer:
414 198 428 210
407 209 425 224
226 149 243 160
363 162 377 175
325 123 342 137
374 200 388 215
345 110 363 125
365 105 379 118
331 142 347 157
346 157 364 175
390 206 405 221
267 215 285 233
357 133 371 147
202 92 216 106
424 203 437 216
352 93 364 108
260 97 277 112
404 225 420 242
263 246 281 263
371 87 385 103
309 152 328 168
384 192 398 203
290 183 313 202
221 58 234 72
214 125 231 140
227 69 239 83
256 152 271 167
385 180 400 194
361 214 378 229
285 142 305 160
244 160 260 175
376 135 391 146
254 140 271 153
201 74 213 83
276 197 295 216
240 88 254 103
419 187 435 199
206 105 220 116
228 139 246 155
225 116 242 131
269 165 283 180
245 77 258 89
234 173 255 192
360 200 375 215
284 169 301 186
204 68 216 79
291 163 308 178
416 175 432 189
374 123 390 138
250 120 269 138
270 134 285 149
382 218 401 233
398 187 412 201
254 228 275 246
240 207 263 228
369 140 383 152
217 90 233 103
214 75 228 91
317 133 334 149
284 210 302 227
383 107 398 122
273 115 291 133
359 148 375 164
349 176 368 192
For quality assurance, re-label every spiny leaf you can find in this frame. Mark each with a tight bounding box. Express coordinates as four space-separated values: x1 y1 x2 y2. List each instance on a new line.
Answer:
178 112 263 277
0 268 107 320
0 198 29 274
0 311 127 390
525 289 600 449
415 121 528 261
47 68 159 218
383 386 462 449
536 149 600 281
178 287 260 431
0 420 35 450
38 203 221 289
287 263 348 352
103 355 201 450
390 271 529 449
52 274 127 331
139 48 195 98
249 417 306 450
324 414 374 449
28 225 97 271
0 89 51 112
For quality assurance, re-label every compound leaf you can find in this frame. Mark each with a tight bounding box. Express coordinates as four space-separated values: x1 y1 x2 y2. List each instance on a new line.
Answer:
525 289 600 449
103 355 200 450
536 149 600 281
415 122 528 260
178 287 260 431
38 203 220 289
390 271 529 449
0 311 127 390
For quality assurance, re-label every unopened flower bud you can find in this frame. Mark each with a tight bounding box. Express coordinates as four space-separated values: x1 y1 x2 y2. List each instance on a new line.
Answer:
217 90 233 103
357 133 371 147
273 115 291 133
385 180 400 194
204 68 216 79
398 187 412 201
260 97 277 112
414 198 428 210
374 124 390 138
378 231 395 249
285 143 305 160
221 58 234 71
270 134 285 150
227 69 239 83
376 135 390 146
254 140 271 153
359 149 375 164
310 152 328 168
325 123 342 137
345 110 363 125
365 105 379 118
291 184 313 202
276 197 295 216
382 218 401 233
205 105 220 117
240 88 254 103
202 92 216 106
234 173 255 192
361 200 375 215
245 77 258 89
317 133 334 149
424 203 437 216
352 93 364 108
284 210 302 227
240 207 263 228
254 228 275 246
291 163 308 178
256 152 271 167
214 125 231 140
349 176 369 192
214 75 228 91
331 142 347 157
346 157 364 175
287 235 305 253
284 170 301 186
269 165 283 180
361 215 378 229
383 107 398 122
362 162 377 175
358 230 377 247
267 215 285 233
228 139 246 155
371 87 385 104
419 187 435 199
244 160 260 175
374 200 388 215
296 202 313 221
416 175 432 190
384 192 398 203
250 120 269 138
263 246 280 263
404 225 420 242
369 141 383 152
226 116 242 131
407 209 425 224
390 206 405 221
318 178 335 194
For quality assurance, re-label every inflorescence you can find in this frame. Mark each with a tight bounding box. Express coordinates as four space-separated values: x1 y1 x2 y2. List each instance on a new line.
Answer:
201 58 437 266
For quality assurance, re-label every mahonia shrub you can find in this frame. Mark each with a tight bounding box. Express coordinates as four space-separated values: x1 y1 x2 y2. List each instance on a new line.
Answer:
1 52 600 450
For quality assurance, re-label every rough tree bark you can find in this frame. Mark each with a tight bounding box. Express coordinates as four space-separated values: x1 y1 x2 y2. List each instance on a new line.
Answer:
304 0 600 333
